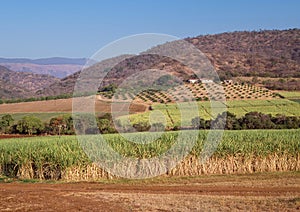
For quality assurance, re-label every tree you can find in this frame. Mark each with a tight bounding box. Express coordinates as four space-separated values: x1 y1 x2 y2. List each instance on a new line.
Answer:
97 118 113 134
16 116 44 135
151 122 165 132
73 113 97 134
210 112 241 130
240 112 275 129
49 115 74 135
224 112 241 130
96 113 117 134
191 117 206 129
0 114 14 133
133 122 151 132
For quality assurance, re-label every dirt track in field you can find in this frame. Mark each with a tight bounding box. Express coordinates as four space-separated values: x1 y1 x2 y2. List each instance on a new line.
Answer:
0 97 147 114
1 172 299 211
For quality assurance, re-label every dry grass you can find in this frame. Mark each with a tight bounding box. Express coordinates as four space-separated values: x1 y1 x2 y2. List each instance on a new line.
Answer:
61 153 300 181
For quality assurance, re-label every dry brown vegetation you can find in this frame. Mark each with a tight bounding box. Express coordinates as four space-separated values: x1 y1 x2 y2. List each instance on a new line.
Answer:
0 65 59 99
36 29 300 98
188 29 300 79
61 154 300 181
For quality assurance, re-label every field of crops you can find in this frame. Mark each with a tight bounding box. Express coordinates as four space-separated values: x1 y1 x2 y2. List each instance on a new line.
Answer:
105 82 277 103
122 99 300 128
0 129 299 180
278 91 300 99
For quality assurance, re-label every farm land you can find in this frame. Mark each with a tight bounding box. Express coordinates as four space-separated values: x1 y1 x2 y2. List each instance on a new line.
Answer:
0 81 300 210
0 130 300 211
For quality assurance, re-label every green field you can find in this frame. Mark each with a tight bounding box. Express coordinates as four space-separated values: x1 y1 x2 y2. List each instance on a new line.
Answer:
0 129 299 180
278 91 300 99
122 99 300 128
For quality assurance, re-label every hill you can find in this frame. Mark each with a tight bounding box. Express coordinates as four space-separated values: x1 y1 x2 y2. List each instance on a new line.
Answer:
186 29 300 79
0 78 30 99
37 29 300 97
0 57 86 78
0 65 59 99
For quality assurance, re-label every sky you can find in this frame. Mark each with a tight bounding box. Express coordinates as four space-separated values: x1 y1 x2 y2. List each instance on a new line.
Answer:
0 0 299 59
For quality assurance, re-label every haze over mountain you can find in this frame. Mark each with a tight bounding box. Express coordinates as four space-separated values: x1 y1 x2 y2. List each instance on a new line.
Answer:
0 57 86 78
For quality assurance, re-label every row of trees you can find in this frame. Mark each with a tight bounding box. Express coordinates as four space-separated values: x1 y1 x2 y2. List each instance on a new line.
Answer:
192 112 300 130
0 113 117 135
1 111 300 136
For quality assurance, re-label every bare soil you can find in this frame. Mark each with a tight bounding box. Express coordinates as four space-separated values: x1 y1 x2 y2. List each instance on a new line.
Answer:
0 97 147 114
0 172 299 211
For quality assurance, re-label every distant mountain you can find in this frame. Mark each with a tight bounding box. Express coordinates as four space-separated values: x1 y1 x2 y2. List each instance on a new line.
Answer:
38 29 300 96
37 55 132 96
0 57 87 65
0 65 59 99
0 57 87 78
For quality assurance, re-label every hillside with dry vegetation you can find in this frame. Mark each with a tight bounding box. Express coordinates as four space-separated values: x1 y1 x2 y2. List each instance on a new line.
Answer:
36 29 299 97
0 65 59 99
1 29 299 100
187 29 300 77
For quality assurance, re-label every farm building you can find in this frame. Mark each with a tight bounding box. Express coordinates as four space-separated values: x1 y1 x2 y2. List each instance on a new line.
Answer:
188 78 214 84
188 79 199 84
223 80 233 84
199 79 213 83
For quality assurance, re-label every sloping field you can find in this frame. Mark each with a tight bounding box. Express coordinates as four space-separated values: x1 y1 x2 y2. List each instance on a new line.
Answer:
121 99 300 128
278 91 300 99
226 99 300 117
0 97 147 122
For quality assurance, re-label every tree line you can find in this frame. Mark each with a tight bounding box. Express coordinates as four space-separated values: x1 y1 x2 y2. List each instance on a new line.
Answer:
1 111 300 136
191 111 300 130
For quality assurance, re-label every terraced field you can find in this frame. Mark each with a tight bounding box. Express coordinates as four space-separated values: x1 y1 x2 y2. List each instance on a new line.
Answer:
100 82 278 104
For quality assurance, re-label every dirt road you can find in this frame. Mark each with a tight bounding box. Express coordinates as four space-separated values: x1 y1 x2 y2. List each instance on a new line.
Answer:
0 172 299 211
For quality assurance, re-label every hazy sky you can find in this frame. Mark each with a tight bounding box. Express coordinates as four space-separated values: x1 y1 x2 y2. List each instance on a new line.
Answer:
0 0 299 58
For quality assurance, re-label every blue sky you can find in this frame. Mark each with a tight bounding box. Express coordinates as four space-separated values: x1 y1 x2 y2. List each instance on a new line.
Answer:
0 0 299 58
